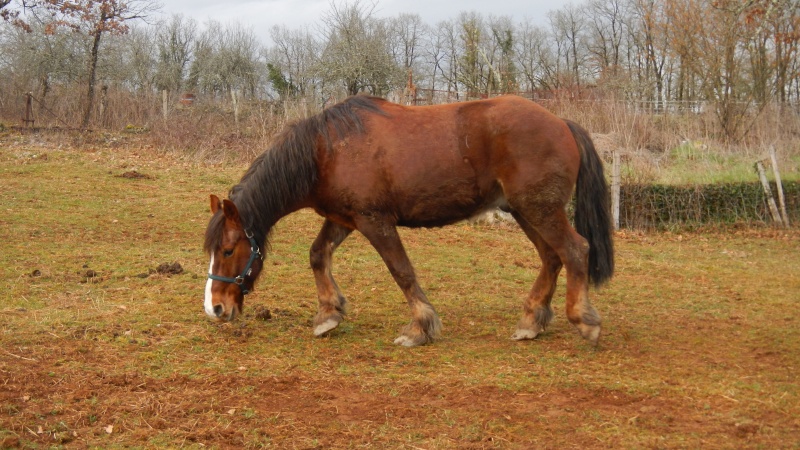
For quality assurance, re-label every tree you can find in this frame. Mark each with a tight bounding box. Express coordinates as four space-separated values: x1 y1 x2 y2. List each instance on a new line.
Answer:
488 15 517 93
549 3 588 88
515 18 556 91
188 21 261 98
317 0 399 96
267 24 319 98
457 12 486 97
154 14 195 94
387 12 428 85
625 0 669 111
585 0 629 94
0 18 86 118
431 19 462 95
6 0 160 128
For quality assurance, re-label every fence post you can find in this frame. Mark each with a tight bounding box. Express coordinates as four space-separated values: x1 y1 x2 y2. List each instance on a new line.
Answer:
232 89 240 125
755 160 784 227
22 92 35 127
611 149 621 230
99 85 108 127
162 90 169 120
769 146 790 227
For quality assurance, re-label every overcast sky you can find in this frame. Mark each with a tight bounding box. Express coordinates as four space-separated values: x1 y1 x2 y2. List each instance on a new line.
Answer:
158 0 556 45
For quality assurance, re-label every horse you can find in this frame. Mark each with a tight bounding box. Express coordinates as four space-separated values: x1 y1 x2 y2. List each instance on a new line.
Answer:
204 95 614 347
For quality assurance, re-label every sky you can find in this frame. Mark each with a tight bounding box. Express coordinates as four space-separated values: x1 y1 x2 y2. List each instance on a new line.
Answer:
159 0 556 45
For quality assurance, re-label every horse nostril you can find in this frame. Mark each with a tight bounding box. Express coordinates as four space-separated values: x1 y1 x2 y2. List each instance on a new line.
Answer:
213 304 224 317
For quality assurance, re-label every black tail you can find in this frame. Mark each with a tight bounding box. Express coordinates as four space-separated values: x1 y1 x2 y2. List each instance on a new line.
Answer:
565 120 615 287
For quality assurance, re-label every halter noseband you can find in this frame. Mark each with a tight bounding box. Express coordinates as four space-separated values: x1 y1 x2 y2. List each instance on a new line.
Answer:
207 230 262 295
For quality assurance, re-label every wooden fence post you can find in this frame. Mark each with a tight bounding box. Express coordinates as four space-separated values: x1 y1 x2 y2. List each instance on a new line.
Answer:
611 149 621 230
162 90 169 120
755 160 784 227
769 146 789 227
22 92 35 127
231 89 240 125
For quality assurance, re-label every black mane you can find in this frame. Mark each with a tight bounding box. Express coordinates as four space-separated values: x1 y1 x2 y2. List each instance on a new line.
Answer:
204 95 387 254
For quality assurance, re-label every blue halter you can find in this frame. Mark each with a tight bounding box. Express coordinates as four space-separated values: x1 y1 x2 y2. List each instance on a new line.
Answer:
207 230 262 295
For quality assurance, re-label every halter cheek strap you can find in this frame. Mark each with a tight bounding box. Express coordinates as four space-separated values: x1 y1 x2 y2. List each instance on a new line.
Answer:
207 230 262 295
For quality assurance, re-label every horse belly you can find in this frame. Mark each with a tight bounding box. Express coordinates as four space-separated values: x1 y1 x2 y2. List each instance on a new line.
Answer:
394 173 506 228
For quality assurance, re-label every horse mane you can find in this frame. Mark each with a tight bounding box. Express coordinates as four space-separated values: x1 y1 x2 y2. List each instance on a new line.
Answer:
204 95 388 254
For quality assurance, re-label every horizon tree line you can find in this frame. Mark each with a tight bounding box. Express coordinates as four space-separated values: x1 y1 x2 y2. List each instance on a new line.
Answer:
1 0 798 139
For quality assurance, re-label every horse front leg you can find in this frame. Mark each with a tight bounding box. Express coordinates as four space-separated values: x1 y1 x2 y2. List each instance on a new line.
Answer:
355 216 442 347
310 219 352 337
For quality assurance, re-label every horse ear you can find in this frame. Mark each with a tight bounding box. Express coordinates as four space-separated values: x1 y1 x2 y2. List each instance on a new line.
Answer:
221 199 241 224
210 194 222 214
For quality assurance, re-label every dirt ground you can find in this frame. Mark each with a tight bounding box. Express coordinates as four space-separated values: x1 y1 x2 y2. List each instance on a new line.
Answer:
5 337 793 449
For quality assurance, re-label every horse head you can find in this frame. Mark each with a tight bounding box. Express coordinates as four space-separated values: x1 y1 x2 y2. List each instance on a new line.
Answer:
204 194 264 321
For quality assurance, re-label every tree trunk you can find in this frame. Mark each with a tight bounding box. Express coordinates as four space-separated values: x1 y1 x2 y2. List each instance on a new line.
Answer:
82 29 104 129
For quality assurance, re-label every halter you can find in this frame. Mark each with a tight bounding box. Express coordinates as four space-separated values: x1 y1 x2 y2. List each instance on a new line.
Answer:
207 230 262 295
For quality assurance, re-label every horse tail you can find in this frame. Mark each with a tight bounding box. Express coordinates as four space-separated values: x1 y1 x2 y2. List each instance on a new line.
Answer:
565 119 615 287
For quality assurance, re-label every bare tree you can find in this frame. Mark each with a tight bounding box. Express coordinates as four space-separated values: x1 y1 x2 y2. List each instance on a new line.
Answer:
267 24 319 98
317 0 400 96
154 14 196 95
488 15 517 93
585 0 629 91
457 12 487 97
515 18 556 92
19 0 162 128
0 19 86 118
548 3 588 88
627 0 669 110
188 20 262 98
432 19 461 95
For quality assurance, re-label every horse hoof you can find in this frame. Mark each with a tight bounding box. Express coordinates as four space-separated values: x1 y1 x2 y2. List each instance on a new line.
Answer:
511 329 539 341
393 335 420 347
313 318 339 337
576 323 601 346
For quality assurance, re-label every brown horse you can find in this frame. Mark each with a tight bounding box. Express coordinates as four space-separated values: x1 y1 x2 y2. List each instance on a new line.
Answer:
204 95 614 347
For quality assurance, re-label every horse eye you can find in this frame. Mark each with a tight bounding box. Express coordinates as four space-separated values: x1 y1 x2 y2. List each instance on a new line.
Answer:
222 249 234 258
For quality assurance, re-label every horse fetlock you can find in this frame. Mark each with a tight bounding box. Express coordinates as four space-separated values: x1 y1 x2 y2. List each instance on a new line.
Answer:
533 305 554 329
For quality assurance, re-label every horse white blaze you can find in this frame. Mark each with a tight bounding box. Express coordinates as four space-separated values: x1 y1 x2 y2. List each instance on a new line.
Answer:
204 254 216 318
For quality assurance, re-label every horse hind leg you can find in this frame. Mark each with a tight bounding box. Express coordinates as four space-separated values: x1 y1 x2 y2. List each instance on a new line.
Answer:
355 215 442 347
510 212 561 341
310 219 352 337
511 203 601 345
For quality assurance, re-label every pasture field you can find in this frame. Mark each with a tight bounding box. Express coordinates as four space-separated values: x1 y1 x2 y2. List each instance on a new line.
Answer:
1 132 799 449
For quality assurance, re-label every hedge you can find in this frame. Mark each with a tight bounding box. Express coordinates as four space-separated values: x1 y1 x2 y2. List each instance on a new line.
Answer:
618 181 800 229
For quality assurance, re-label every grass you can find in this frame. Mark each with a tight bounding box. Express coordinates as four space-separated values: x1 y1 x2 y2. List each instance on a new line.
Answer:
654 140 800 185
1 130 799 448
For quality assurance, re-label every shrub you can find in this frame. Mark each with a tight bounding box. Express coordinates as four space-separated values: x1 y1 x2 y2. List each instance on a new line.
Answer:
619 181 799 229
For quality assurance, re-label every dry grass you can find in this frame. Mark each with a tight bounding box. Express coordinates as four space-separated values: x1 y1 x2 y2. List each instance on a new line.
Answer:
1 131 799 448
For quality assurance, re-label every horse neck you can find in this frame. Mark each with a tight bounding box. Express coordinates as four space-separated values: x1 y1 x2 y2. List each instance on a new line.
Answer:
231 147 318 239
